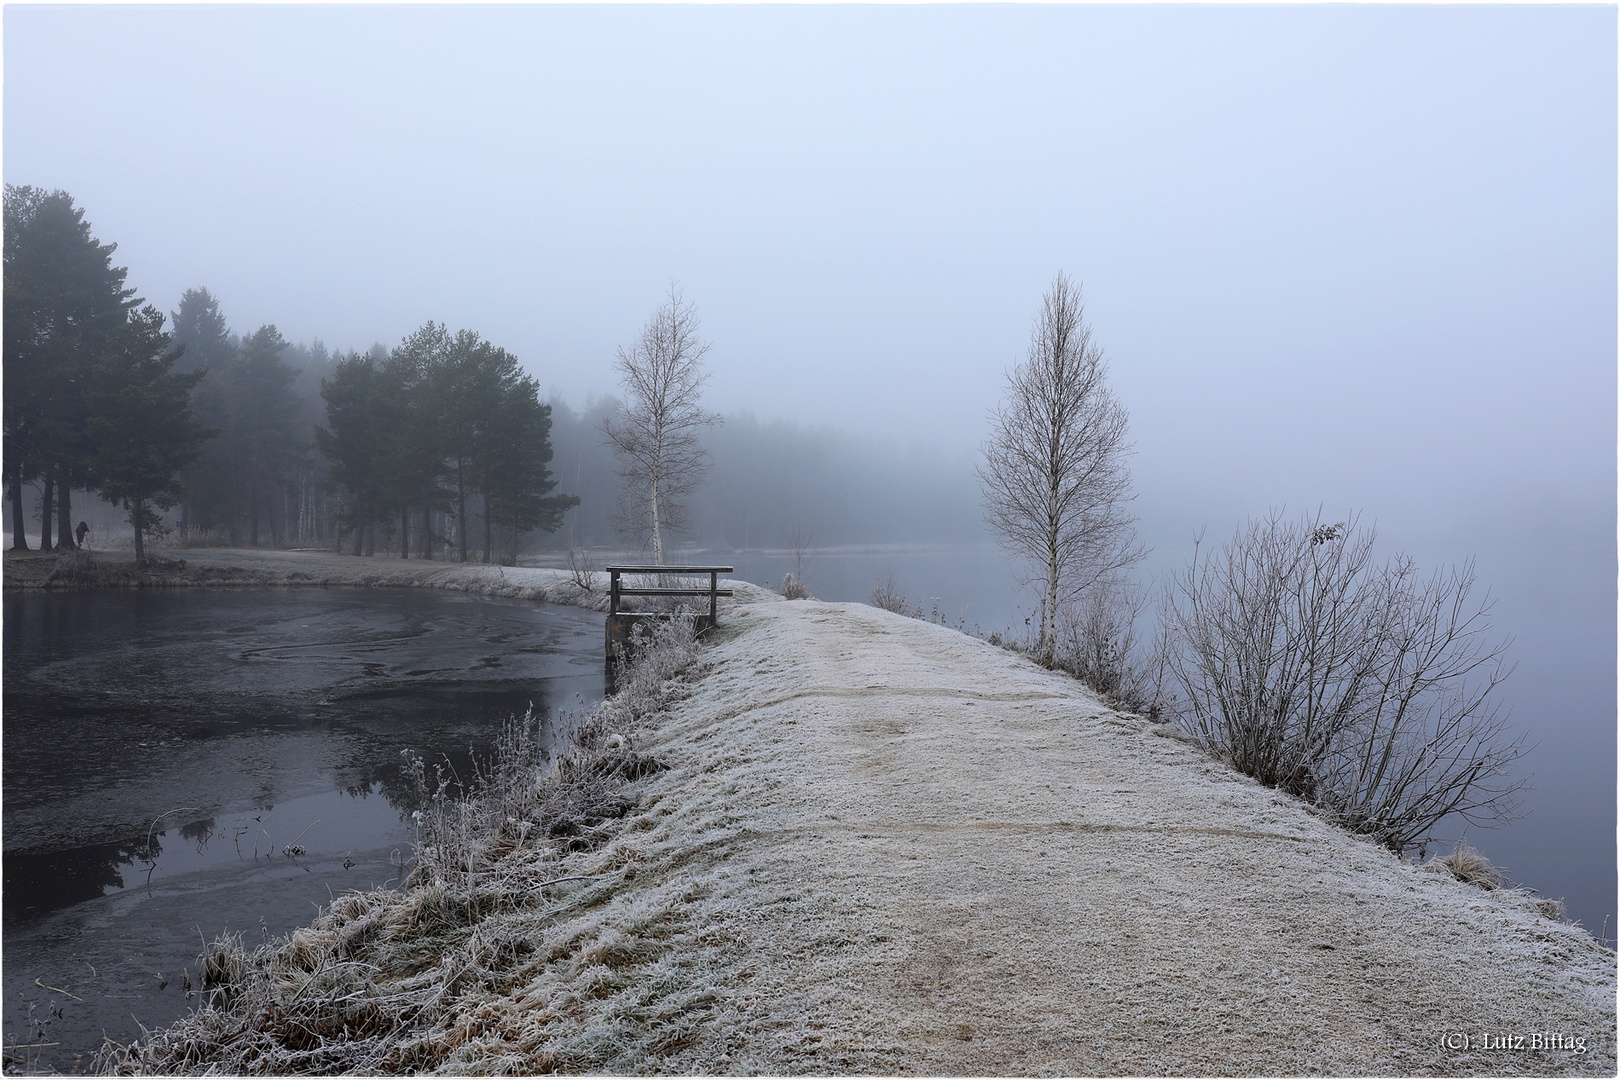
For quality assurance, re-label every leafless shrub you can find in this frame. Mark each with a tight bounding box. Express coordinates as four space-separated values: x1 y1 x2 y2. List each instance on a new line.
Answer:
871 573 920 617
1158 508 1526 853
779 572 809 600
787 519 812 591
566 546 597 593
1051 576 1158 714
978 272 1144 668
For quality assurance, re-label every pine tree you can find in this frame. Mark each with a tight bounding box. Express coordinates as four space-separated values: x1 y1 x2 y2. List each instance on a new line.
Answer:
3 186 139 550
230 326 304 546
169 287 233 536
86 306 212 566
316 351 388 554
481 375 577 564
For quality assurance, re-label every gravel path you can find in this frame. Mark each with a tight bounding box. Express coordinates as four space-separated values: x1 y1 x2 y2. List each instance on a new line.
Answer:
621 599 1615 1075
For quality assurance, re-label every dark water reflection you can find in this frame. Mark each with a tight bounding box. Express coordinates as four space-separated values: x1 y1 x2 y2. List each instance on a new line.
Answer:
2 587 604 1072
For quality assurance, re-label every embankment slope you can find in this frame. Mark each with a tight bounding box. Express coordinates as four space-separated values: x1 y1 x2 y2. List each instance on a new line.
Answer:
598 599 1614 1074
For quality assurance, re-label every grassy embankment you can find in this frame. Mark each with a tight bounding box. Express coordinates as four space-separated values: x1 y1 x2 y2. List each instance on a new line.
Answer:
99 615 717 1074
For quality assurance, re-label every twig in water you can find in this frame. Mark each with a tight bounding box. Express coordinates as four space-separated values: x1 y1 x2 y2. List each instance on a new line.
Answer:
283 818 321 857
285 819 320 848
146 807 202 849
35 978 83 1002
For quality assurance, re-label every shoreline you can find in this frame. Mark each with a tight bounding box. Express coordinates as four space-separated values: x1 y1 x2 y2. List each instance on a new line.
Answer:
1 547 780 610
89 573 1618 1074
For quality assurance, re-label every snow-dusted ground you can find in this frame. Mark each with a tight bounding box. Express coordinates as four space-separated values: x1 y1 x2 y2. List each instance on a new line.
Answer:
575 599 1613 1075
55 551 1615 1073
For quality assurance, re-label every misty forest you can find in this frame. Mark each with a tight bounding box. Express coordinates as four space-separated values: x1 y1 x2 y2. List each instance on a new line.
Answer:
4 188 980 574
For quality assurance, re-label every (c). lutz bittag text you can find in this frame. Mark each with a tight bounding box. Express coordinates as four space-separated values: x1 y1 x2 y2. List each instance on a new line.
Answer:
1442 1031 1588 1055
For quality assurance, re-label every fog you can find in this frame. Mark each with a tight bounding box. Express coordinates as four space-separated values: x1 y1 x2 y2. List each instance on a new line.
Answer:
6 8 1613 924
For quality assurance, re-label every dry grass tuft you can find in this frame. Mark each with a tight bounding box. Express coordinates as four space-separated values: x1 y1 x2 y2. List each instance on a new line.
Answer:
97 616 709 1076
1533 896 1568 922
1429 843 1506 890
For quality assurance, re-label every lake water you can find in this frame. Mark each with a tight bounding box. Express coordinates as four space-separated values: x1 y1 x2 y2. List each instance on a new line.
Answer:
2 588 605 1073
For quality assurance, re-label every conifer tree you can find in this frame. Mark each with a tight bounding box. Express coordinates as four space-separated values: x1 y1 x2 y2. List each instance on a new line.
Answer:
480 374 577 563
3 186 138 549
86 306 212 566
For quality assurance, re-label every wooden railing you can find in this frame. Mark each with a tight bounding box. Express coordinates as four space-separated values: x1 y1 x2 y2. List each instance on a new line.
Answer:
604 564 734 659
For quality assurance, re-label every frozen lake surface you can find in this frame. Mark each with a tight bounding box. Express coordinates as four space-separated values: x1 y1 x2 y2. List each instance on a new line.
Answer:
2 587 604 1072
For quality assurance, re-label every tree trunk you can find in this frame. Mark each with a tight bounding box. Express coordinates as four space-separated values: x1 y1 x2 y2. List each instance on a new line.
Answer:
400 508 410 559
270 484 281 548
39 467 55 550
1042 501 1059 668
56 475 76 550
456 468 467 564
9 459 29 550
132 496 146 567
250 470 260 546
483 498 493 565
650 475 663 565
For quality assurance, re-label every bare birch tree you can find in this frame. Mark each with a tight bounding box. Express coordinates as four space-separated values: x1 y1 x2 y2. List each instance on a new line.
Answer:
603 286 719 564
979 273 1143 667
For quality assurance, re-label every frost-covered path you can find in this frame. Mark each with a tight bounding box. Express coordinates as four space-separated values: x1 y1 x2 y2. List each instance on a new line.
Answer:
635 599 1614 1075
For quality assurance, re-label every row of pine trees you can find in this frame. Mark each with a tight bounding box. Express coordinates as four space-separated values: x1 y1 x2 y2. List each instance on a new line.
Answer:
315 322 576 562
3 185 575 565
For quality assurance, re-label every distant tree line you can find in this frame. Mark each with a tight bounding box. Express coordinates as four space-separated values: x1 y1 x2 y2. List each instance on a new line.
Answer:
3 187 578 565
3 187 994 571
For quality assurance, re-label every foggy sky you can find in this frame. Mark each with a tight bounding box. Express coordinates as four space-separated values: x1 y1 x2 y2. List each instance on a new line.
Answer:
7 5 1614 531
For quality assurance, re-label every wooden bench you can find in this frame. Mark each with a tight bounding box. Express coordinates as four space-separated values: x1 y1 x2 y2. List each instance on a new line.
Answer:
605 564 734 660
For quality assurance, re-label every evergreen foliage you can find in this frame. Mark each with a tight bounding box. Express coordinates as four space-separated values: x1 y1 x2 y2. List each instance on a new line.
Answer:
3 185 140 550
85 306 212 564
317 323 576 563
